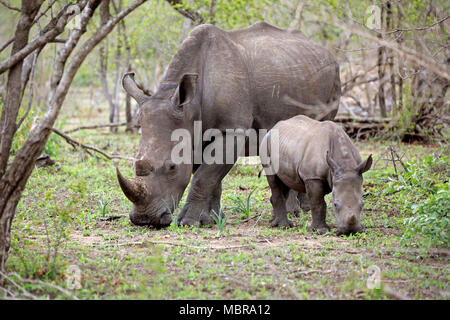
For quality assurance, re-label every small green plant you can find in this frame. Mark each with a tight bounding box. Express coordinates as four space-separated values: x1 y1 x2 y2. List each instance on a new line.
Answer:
98 196 111 218
164 197 183 231
211 208 228 237
230 190 254 220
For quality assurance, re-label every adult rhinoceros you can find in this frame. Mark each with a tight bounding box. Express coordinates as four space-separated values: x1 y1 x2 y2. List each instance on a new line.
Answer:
116 21 341 227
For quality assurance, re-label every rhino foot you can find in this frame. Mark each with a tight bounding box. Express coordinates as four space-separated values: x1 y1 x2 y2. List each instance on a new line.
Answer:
270 214 294 228
178 202 216 227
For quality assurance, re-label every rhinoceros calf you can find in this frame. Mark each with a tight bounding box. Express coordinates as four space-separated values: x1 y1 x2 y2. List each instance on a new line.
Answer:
261 115 372 235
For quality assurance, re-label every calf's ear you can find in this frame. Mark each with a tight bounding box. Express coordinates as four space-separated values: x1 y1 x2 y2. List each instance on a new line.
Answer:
326 151 338 173
357 154 373 175
172 73 198 108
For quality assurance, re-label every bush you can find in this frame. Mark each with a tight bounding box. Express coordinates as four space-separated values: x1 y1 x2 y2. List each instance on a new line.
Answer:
383 154 449 247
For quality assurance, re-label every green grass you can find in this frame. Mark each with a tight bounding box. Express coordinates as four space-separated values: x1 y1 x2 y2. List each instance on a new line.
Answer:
3 90 449 299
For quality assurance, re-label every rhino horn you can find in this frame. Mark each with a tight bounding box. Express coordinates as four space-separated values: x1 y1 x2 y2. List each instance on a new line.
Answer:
122 72 152 105
116 167 148 204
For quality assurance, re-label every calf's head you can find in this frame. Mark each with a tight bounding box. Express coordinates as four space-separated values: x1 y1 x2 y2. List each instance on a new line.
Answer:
116 72 198 227
326 151 373 236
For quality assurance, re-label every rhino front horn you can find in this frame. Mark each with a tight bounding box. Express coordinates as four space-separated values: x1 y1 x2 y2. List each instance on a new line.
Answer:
116 167 148 204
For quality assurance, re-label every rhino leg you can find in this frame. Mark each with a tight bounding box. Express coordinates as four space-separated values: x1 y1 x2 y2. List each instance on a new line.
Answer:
285 190 301 217
178 163 233 226
266 174 294 228
297 192 311 212
305 180 330 233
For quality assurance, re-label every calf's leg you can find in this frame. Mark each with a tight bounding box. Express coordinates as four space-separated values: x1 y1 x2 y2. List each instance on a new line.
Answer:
266 174 293 228
286 189 300 217
305 179 330 233
297 192 311 212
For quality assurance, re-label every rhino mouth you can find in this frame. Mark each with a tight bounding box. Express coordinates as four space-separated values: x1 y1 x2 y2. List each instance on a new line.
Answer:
336 225 363 236
130 205 173 228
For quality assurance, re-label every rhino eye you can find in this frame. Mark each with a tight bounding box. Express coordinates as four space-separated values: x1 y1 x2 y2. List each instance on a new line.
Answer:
333 200 341 208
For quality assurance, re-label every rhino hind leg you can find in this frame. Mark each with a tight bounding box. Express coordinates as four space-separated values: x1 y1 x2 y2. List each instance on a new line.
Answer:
285 190 301 217
266 174 294 228
297 192 311 212
305 180 330 234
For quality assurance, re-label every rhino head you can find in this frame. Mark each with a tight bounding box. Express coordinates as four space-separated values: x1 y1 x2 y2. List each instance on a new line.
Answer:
326 151 373 236
116 72 198 227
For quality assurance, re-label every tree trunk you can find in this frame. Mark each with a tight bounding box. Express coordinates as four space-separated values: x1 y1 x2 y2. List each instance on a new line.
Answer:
0 0 148 279
377 3 387 118
0 0 43 178
386 1 396 114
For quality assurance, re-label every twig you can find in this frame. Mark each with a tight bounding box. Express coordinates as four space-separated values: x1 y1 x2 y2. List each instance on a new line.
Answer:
0 271 39 300
293 269 333 276
0 36 14 53
99 215 126 221
51 127 133 161
383 284 410 300
17 48 41 129
8 272 79 300
95 240 253 250
231 214 261 224
385 15 449 34
0 0 20 12
65 122 128 134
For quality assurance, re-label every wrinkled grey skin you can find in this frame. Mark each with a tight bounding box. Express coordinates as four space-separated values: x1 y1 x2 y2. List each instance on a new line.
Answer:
117 22 341 227
261 115 372 235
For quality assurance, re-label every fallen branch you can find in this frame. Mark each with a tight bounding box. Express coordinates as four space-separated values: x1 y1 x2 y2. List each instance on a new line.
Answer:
51 127 133 161
383 284 410 300
65 122 128 134
95 240 255 250
6 271 79 300
334 116 392 140
293 269 333 276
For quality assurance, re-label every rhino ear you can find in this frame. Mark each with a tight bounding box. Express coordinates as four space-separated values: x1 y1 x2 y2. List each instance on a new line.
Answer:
357 154 373 175
326 150 338 173
172 73 198 108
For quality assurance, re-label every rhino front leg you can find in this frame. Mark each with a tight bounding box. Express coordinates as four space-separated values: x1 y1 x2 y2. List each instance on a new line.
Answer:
178 163 233 226
305 179 330 233
266 174 293 228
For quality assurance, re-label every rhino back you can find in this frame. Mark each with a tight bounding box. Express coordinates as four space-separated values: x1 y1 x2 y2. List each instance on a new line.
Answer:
230 22 340 127
161 22 340 130
273 116 335 182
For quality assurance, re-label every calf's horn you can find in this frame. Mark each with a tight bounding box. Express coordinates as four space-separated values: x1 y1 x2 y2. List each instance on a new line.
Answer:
116 167 148 204
122 72 152 105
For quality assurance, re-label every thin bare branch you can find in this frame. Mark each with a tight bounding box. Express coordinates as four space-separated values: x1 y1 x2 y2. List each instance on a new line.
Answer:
0 0 20 12
65 122 128 134
51 128 134 161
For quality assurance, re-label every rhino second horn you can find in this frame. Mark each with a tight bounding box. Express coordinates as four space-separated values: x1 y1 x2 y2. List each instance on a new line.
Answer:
116 167 148 204
122 72 151 105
